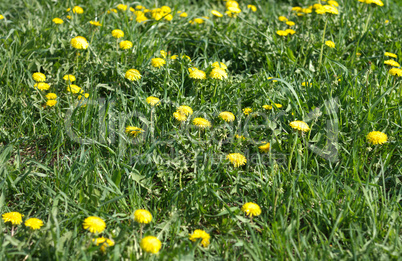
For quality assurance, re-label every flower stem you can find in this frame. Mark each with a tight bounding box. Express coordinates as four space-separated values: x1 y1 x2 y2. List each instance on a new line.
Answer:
318 17 328 71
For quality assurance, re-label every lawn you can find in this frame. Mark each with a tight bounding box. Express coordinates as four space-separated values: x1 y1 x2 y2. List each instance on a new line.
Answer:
0 0 401 260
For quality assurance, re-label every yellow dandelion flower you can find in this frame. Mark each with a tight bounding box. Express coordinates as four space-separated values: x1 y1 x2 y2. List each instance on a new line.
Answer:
136 5 146 10
24 218 44 230
66 84 83 94
52 18 63 24
133 209 152 224
89 20 102 26
189 229 210 247
146 96 160 106
276 30 289 36
321 5 339 14
112 29 124 38
211 10 223 17
289 120 310 132
190 18 205 24
160 50 167 58
125 69 141 81
286 21 295 26
32 72 46 82
227 153 247 167
125 126 144 137
384 52 397 58
313 4 323 9
107 8 117 14
278 16 288 22
385 20 389 24
291 7 303 12
285 29 296 35
325 40 336 48
227 6 241 14
211 62 227 70
389 68 402 76
178 105 193 116
366 131 387 145
63 74 76 82
2 212 23 225
0 15 4 20
189 69 206 80
72 6 84 14
173 111 187 122
83 216 106 234
263 104 282 110
384 60 400 67
66 15 71 20
243 108 252 115
170 55 178 60
235 134 246 140
209 67 228 80
241 202 261 217
93 237 115 252
46 100 57 107
226 1 239 9
193 118 211 128
151 58 166 68
179 11 188 18
365 0 384 6
34 83 50 91
46 93 57 100
328 0 339 7
247 5 257 12
164 14 173 21
71 36 88 50
219 111 235 122
259 142 270 152
302 82 312 87
141 236 162 254
78 93 90 100
119 40 133 49
302 8 313 14
117 4 128 11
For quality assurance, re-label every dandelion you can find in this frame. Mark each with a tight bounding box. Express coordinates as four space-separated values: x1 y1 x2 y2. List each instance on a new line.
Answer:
46 93 57 100
226 1 239 9
72 6 84 14
302 82 312 87
32 72 46 82
189 69 206 80
146 96 160 106
107 8 118 14
46 100 57 107
384 60 400 67
125 69 141 81
389 68 402 76
134 209 152 224
384 52 397 58
211 62 227 70
276 30 288 36
83 216 106 234
0 15 4 20
178 11 188 17
63 74 76 82
177 105 193 116
226 153 247 167
366 131 388 145
278 16 288 22
173 111 187 122
243 108 252 115
209 67 227 80
247 5 257 12
34 83 50 91
90 21 102 26
263 104 282 110
189 229 210 247
289 121 310 132
151 58 166 68
328 0 339 6
286 21 295 26
119 40 133 49
2 212 23 225
71 36 88 50
235 134 246 140
193 118 211 128
52 18 63 24
117 4 128 11
125 126 144 137
112 29 124 38
268 77 278 82
219 111 235 122
211 10 223 17
93 237 115 252
259 142 270 152
190 18 205 24
25 218 44 230
241 202 261 217
78 93 89 100
285 29 296 35
66 15 71 20
363 0 384 6
141 236 162 254
66 84 83 94
160 50 167 58
291 7 302 12
325 40 336 48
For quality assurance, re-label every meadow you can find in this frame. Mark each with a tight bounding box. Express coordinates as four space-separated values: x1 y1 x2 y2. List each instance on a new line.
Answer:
0 0 401 260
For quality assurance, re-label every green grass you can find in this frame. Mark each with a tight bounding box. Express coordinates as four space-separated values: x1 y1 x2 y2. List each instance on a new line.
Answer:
0 0 401 260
